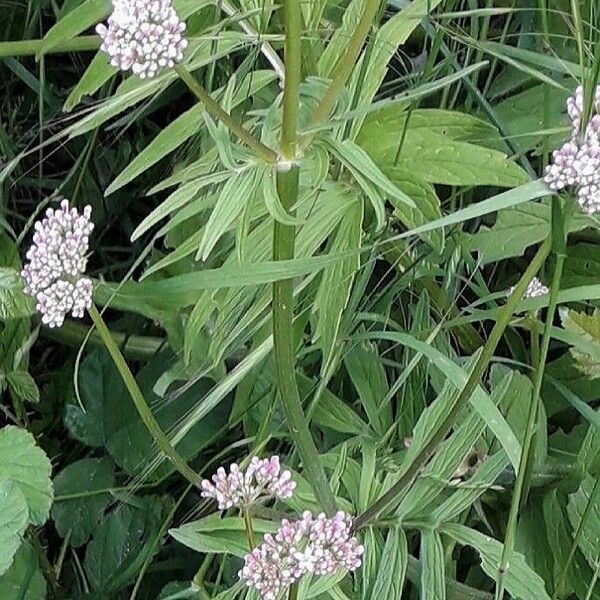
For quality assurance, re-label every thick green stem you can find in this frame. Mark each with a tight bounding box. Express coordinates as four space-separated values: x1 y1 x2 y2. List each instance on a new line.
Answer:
0 35 99 57
495 198 566 600
300 0 381 149
353 236 553 530
242 506 256 549
272 0 336 515
88 304 199 485
173 64 277 163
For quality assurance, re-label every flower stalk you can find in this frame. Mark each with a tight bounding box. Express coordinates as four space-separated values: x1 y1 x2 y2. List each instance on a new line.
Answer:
353 235 553 530
173 64 277 163
272 0 336 515
88 303 199 486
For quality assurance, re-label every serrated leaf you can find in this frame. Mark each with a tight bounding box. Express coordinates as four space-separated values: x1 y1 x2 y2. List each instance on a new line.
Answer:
0 542 46 599
442 523 552 600
51 457 115 547
197 167 261 260
357 110 528 188
6 371 39 404
0 479 29 576
0 268 35 321
567 475 600 570
370 527 407 598
315 201 363 373
420 529 446 600
0 426 53 525
38 0 110 57
562 309 600 379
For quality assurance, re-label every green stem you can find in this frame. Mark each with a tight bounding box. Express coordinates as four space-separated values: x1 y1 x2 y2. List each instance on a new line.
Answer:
300 0 381 149
353 236 553 530
288 583 299 600
243 506 256 549
173 64 277 163
495 199 566 600
88 304 199 486
272 0 336 515
0 35 99 57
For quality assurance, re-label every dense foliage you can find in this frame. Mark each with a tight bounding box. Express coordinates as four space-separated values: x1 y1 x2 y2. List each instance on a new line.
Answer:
1 0 599 599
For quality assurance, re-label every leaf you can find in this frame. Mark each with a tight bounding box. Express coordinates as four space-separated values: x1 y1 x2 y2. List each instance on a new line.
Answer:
197 167 261 260
0 426 53 525
357 110 528 188
420 529 446 600
441 523 552 600
463 198 593 264
562 309 600 379
63 52 116 112
38 0 111 57
567 475 600 569
6 371 40 404
84 497 169 592
314 201 363 373
370 528 408 598
0 268 35 321
327 138 415 207
169 515 278 557
0 542 46 599
51 457 115 547
0 479 29 576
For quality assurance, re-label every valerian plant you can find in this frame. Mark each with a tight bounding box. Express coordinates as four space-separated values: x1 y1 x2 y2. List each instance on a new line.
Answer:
1 1 600 600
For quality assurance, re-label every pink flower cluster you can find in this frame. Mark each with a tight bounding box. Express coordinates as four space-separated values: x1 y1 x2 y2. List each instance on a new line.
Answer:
96 0 188 79
201 456 296 510
545 85 600 214
21 200 94 328
240 511 364 600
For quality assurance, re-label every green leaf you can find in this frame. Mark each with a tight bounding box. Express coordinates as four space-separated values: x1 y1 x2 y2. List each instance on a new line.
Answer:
442 523 552 600
463 198 593 264
51 457 115 547
562 309 600 380
567 475 600 569
370 528 407 598
6 370 39 404
420 529 446 600
169 515 278 557
315 201 363 373
0 268 35 321
0 542 46 600
0 479 29 576
197 167 261 260
38 0 111 57
357 110 528 187
84 497 169 592
0 426 53 525
63 52 116 112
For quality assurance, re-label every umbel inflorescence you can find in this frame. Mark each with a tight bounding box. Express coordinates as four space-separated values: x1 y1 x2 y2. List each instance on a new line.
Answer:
201 456 296 510
21 200 94 328
545 85 600 214
201 457 363 599
240 511 364 600
96 0 188 79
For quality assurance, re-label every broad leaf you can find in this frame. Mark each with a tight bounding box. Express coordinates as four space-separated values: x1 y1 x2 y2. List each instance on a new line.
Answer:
0 542 46 599
0 268 35 321
0 479 29 576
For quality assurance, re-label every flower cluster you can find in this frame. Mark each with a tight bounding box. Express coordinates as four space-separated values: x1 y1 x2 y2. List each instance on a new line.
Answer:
201 456 296 510
544 85 600 214
240 511 364 600
21 200 94 328
523 277 549 299
96 0 188 79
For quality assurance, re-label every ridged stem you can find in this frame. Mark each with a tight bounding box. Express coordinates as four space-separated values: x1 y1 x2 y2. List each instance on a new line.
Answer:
88 304 198 485
353 236 553 530
272 0 336 514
